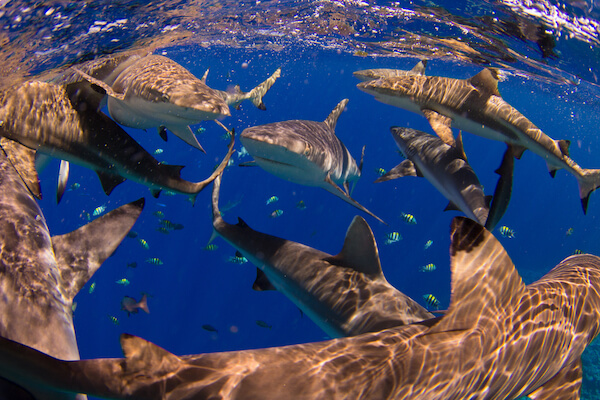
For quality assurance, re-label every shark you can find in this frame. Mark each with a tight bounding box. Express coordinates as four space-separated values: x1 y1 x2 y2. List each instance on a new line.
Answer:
0 217 598 400
357 68 600 213
485 145 516 230
211 172 433 338
0 80 235 201
0 142 144 400
375 127 491 225
70 54 281 153
240 98 385 224
352 60 427 81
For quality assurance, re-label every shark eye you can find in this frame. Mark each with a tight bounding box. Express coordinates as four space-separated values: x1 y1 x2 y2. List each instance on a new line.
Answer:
304 144 311 156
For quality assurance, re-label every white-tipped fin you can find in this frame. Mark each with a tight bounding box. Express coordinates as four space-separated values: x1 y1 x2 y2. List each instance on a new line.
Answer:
57 160 70 204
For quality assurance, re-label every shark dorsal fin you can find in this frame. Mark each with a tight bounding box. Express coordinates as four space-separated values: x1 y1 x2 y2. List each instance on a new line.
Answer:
324 98 349 131
429 217 526 334
468 69 501 96
0 138 42 200
237 217 249 229
411 60 427 75
325 216 383 277
52 198 145 301
120 334 181 375
200 68 209 84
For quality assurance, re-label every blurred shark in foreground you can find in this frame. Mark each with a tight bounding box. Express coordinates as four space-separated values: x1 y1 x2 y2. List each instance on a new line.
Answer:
211 172 433 338
1 217 599 400
0 143 144 399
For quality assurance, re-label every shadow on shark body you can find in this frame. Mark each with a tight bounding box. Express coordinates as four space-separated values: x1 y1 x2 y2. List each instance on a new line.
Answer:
1 218 599 400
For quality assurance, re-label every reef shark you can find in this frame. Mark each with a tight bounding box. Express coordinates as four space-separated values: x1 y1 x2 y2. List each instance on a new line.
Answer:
240 99 385 224
0 80 235 201
211 172 433 338
352 60 427 81
375 127 491 225
0 217 598 400
0 143 144 400
71 54 281 153
357 68 600 213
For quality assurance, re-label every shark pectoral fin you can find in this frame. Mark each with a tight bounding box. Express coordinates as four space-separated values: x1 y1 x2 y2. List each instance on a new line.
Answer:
510 144 526 160
120 334 182 376
165 124 206 153
455 130 468 161
324 99 349 131
71 67 125 101
429 217 526 334
324 216 384 277
253 269 277 291
52 198 145 301
323 175 387 225
468 69 501 96
158 126 168 142
95 170 127 195
528 359 582 400
444 201 461 212
0 138 42 199
150 189 161 198
421 109 455 147
411 60 427 75
57 160 70 204
374 160 418 183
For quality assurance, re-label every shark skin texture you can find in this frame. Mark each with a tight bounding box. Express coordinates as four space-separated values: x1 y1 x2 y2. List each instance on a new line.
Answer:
0 143 145 399
352 60 427 81
240 98 385 224
211 172 434 338
0 218 598 400
375 127 490 226
357 68 600 214
0 80 236 202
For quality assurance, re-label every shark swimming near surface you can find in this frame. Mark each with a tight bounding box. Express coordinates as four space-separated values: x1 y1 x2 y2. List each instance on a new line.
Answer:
240 98 385 224
357 68 600 213
0 217 598 400
0 143 144 400
352 60 427 81
211 172 433 338
69 53 281 153
375 127 491 225
0 80 235 202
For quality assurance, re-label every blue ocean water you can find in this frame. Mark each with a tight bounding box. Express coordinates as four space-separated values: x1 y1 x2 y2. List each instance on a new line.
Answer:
2 0 600 398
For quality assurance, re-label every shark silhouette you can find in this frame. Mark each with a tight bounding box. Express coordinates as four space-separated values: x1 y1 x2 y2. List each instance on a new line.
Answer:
240 99 385 224
0 217 598 400
0 143 144 399
0 80 235 201
376 127 491 225
211 172 433 338
357 68 600 213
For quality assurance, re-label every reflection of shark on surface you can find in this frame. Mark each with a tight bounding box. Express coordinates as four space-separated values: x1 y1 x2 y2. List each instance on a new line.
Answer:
69 53 280 153
376 127 491 225
357 68 600 213
211 172 433 338
0 143 144 399
1 217 599 400
240 99 385 224
0 80 235 202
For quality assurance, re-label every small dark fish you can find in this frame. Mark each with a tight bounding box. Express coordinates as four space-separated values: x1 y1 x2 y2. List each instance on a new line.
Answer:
156 227 170 234
126 231 138 239
127 262 137 268
202 324 218 333
296 200 306 210
121 294 150 316
256 320 272 329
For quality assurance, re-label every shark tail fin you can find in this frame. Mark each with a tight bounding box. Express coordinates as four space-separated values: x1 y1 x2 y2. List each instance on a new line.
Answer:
226 68 282 110
120 334 181 376
577 168 600 214
324 98 349 131
52 198 145 301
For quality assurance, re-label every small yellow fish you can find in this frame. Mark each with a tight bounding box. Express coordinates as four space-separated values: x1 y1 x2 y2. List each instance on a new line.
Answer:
420 263 436 272
88 282 96 294
153 211 165 218
424 240 433 250
163 190 176 196
499 226 515 239
153 148 164 155
108 315 119 325
116 278 130 286
573 249 585 255
296 200 306 210
228 251 248 264
566 227 574 236
156 227 170 234
384 232 402 245
138 238 149 250
145 257 164 265
266 196 279 205
197 127 206 135
159 219 184 230
423 294 440 309
92 205 106 217
400 212 417 225
375 167 387 177
270 209 283 218
204 244 218 251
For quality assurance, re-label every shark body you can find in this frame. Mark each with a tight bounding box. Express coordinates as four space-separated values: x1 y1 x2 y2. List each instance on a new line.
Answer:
211 173 433 338
0 80 235 200
376 127 490 225
352 60 427 81
0 144 144 399
71 54 280 152
357 69 600 213
240 99 384 223
0 217 598 400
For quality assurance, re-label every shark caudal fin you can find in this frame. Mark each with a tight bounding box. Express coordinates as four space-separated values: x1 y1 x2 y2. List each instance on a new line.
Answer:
222 68 282 110
52 198 145 301
577 168 600 214
429 217 526 337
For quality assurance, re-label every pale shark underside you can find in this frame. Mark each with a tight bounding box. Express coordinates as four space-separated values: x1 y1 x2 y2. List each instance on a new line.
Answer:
0 218 598 400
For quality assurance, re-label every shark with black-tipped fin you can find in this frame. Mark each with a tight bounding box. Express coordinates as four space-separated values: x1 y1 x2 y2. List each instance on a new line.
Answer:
0 143 144 400
70 54 280 153
211 172 433 338
1 217 599 400
357 68 600 213
376 127 491 225
240 99 385 224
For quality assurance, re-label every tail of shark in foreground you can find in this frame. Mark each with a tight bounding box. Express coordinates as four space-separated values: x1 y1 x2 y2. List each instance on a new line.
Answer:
1 218 599 400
